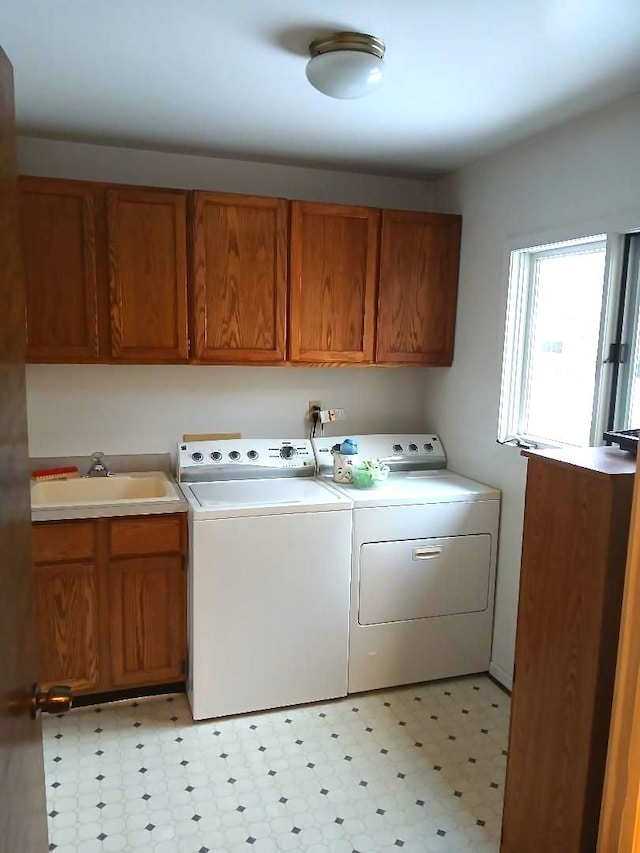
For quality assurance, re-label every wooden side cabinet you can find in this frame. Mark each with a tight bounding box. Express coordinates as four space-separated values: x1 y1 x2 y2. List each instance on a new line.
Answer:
19 177 100 362
191 191 288 363
289 201 378 363
32 513 187 697
501 447 635 853
376 210 461 365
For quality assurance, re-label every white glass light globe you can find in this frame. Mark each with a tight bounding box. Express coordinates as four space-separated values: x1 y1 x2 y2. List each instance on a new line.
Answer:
306 51 386 99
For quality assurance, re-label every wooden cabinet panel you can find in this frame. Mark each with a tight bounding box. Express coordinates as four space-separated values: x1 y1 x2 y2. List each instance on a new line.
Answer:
290 202 378 363
107 188 188 362
192 191 288 363
376 210 461 365
34 562 99 693
32 519 96 564
19 177 99 362
108 555 185 687
33 513 186 696
501 449 634 853
109 514 184 557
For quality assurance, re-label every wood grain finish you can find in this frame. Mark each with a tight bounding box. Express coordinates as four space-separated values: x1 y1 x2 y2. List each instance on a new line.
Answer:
289 202 378 363
376 210 461 365
598 466 640 852
109 513 183 557
501 449 634 853
20 176 99 362
33 513 186 696
34 562 99 692
32 518 95 563
0 46 49 853
192 191 288 363
108 555 185 688
107 188 188 362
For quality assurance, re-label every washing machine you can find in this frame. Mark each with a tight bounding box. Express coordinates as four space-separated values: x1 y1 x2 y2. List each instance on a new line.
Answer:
178 438 352 720
312 434 501 694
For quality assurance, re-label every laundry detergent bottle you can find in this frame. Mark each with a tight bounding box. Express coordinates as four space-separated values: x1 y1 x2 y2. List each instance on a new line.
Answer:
333 438 359 484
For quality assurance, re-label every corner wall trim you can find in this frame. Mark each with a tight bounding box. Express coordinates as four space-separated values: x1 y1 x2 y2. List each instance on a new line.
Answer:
489 660 513 691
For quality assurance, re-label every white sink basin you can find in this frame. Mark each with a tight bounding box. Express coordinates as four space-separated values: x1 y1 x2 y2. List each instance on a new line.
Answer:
31 472 181 508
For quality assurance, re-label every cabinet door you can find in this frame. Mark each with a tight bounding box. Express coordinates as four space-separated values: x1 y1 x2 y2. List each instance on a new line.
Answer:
108 555 185 688
19 177 99 362
376 211 461 365
34 562 99 693
192 192 288 363
290 202 378 363
107 188 188 362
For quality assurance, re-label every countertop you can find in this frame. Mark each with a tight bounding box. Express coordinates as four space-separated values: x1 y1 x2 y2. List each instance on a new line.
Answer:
521 446 636 478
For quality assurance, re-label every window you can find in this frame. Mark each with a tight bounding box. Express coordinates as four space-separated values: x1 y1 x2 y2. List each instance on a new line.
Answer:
499 235 610 448
610 234 640 430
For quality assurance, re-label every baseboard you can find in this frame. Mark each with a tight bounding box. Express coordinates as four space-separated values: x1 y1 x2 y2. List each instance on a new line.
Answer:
489 661 513 692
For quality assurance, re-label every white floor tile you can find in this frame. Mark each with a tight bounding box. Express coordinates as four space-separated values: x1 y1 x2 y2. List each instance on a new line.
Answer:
44 675 509 851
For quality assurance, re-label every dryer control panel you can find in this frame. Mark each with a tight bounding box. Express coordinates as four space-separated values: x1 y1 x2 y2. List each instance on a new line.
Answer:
312 434 447 474
178 439 315 482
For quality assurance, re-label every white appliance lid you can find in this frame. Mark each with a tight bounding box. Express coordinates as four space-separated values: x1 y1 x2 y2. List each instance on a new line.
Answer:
323 470 500 507
183 477 351 518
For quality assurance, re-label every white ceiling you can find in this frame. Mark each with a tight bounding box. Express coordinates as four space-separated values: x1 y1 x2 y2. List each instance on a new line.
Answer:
3 0 640 178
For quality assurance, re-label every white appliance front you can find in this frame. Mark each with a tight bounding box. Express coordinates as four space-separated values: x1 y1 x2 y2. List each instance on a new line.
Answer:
310 433 500 695
188 508 352 720
348 498 500 693
358 533 492 625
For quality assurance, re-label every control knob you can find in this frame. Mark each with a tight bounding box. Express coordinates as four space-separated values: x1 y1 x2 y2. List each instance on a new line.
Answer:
280 446 296 460
393 444 404 454
210 451 222 462
247 450 259 460
229 451 241 461
191 451 204 462
424 442 434 453
408 443 418 452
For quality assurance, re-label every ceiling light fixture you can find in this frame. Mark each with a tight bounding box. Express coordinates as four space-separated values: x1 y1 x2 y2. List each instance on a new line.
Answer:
306 32 386 100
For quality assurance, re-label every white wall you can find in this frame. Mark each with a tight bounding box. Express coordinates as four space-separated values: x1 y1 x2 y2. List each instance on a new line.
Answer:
26 364 428 457
428 92 640 687
17 137 435 209
18 138 435 458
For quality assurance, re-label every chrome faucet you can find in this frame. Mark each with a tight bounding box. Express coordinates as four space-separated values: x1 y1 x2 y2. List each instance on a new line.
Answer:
86 451 112 478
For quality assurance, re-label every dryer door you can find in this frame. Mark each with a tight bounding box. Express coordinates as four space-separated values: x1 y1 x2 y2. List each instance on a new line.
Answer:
358 534 491 625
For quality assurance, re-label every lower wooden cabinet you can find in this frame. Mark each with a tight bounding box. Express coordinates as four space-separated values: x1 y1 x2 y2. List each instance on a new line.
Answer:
34 561 100 693
108 555 185 688
33 513 187 696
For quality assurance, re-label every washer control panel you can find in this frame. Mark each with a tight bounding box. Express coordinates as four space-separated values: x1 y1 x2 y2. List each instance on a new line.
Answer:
178 439 315 481
312 434 447 474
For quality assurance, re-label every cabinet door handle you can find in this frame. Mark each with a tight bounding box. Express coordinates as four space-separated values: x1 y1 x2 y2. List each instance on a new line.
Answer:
412 547 442 560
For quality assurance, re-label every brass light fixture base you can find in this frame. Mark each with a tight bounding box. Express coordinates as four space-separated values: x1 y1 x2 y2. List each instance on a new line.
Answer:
308 32 385 61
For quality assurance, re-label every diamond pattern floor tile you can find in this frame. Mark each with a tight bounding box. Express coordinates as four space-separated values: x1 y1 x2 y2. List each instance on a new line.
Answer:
43 675 509 852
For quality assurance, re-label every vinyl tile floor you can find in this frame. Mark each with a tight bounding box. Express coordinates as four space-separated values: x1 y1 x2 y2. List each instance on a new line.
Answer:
43 675 509 853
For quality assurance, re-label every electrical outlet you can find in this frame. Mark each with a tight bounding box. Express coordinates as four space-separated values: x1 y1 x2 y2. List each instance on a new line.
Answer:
308 400 321 422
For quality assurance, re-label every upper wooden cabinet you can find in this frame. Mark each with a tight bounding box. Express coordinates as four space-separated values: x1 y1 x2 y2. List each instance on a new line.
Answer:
376 210 461 365
191 191 288 363
19 177 99 362
289 202 379 364
20 177 189 364
106 188 189 362
20 177 463 367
